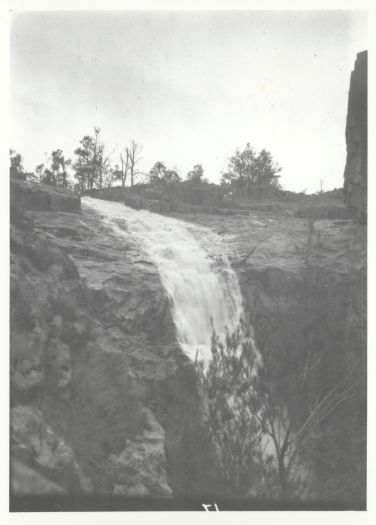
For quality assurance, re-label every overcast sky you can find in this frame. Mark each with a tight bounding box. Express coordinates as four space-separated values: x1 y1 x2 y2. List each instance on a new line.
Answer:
10 10 367 192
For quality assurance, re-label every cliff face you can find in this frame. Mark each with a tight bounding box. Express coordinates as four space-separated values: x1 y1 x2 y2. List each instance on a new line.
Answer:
343 51 367 220
10 180 218 501
186 205 366 507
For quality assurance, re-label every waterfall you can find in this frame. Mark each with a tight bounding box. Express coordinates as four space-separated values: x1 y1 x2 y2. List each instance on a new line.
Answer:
83 197 244 363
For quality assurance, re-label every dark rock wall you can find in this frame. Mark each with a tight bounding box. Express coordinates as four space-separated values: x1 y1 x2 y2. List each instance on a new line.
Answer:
344 51 367 220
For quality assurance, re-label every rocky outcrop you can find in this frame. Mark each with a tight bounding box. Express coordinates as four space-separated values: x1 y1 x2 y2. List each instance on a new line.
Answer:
123 194 248 215
10 189 218 504
343 51 367 221
89 183 247 216
10 179 81 214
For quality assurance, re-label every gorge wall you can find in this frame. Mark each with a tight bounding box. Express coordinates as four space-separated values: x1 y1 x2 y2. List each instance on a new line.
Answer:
343 50 367 221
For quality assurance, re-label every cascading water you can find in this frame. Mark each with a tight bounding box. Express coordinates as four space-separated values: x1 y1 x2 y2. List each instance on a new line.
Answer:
83 197 244 363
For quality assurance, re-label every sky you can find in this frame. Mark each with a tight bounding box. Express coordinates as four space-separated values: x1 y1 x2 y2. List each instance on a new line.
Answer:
10 10 367 193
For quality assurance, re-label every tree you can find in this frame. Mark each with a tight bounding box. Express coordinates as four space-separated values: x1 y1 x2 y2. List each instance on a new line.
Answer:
51 149 70 187
221 144 281 197
73 127 110 191
109 164 122 188
195 321 360 500
10 149 24 174
111 141 143 187
187 164 205 183
35 164 45 182
254 350 359 500
127 140 143 187
115 149 130 187
149 162 181 184
195 326 265 497
39 150 71 187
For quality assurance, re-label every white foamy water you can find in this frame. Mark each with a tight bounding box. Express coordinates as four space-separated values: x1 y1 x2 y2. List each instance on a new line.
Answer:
83 197 244 363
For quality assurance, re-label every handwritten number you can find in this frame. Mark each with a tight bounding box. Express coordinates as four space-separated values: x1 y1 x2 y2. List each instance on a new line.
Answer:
202 503 219 511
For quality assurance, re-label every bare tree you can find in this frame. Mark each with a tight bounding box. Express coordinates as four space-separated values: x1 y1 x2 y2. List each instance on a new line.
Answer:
112 140 142 187
114 148 131 187
254 355 359 499
127 140 143 186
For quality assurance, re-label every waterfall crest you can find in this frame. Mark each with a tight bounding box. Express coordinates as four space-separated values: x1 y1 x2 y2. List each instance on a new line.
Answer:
83 197 244 362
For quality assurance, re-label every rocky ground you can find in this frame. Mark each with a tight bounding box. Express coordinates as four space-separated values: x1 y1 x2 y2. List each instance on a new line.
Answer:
173 200 366 275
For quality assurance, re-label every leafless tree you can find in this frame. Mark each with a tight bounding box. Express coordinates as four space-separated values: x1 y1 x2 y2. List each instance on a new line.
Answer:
117 147 131 187
112 140 143 187
127 140 143 186
254 355 359 499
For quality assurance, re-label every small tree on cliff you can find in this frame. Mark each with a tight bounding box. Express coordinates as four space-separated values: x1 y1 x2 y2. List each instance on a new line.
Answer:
221 144 281 197
195 321 360 500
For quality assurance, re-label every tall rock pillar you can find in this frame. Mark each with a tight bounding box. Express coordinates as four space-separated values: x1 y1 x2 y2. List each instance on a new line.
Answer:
343 50 367 221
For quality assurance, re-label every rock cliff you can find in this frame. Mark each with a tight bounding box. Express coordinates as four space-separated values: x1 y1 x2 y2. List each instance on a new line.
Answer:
10 180 218 503
343 50 367 220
